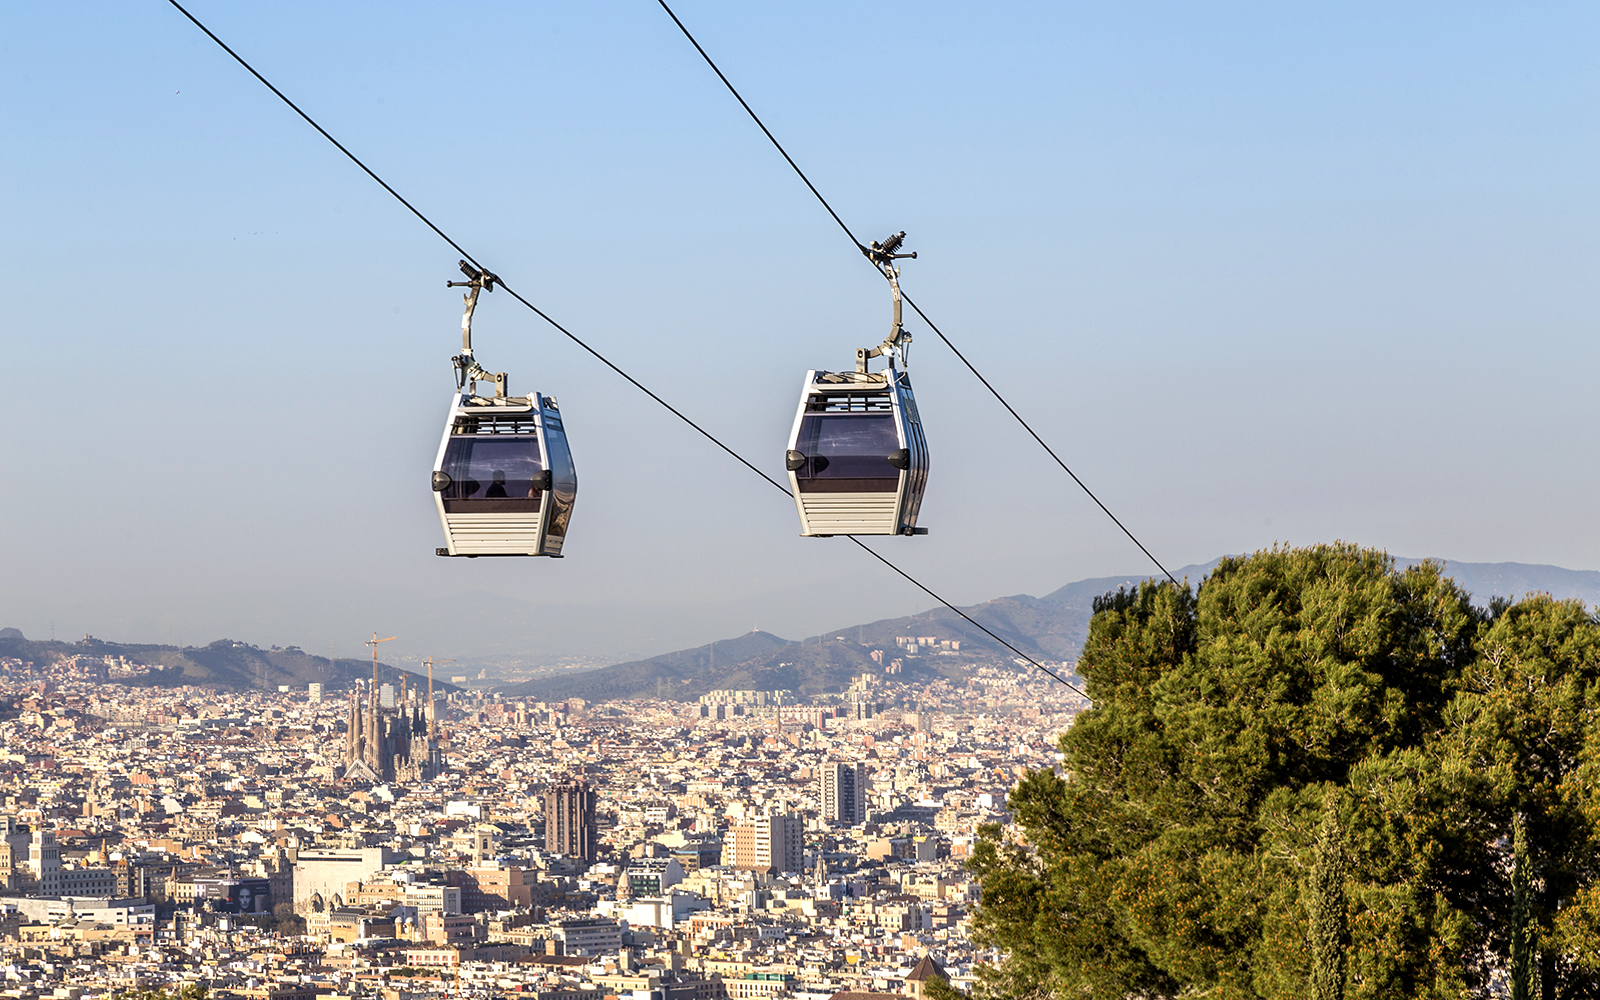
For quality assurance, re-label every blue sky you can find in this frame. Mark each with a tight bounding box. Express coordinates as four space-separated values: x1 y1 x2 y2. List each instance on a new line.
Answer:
2 2 1596 663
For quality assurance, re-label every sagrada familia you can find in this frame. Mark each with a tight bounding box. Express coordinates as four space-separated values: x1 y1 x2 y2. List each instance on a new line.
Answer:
342 671 443 784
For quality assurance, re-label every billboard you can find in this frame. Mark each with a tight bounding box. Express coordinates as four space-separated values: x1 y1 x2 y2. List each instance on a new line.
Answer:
195 877 272 913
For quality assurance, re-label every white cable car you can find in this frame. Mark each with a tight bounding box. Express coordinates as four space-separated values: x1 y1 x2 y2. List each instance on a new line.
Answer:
785 233 929 537
431 263 576 558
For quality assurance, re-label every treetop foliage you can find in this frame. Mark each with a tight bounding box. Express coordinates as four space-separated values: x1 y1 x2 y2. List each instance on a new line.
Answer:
968 543 1600 1000
117 985 208 1000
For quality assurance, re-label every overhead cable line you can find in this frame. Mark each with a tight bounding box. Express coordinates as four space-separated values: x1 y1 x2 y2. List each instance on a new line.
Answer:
844 538 1081 692
163 0 1088 700
165 1 479 272
654 0 1179 587
164 0 777 497
897 290 1178 587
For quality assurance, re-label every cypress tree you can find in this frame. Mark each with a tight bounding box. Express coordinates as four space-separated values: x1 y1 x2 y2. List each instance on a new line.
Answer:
1511 811 1533 1000
1308 790 1348 1000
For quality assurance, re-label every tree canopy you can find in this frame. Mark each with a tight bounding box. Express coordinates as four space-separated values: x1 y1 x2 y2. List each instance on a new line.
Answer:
117 985 208 1000
966 543 1600 1000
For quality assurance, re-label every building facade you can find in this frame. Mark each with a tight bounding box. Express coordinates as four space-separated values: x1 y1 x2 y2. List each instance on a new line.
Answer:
624 858 685 896
820 762 868 826
24 829 60 896
544 780 596 861
448 865 535 912
723 812 802 873
292 846 400 914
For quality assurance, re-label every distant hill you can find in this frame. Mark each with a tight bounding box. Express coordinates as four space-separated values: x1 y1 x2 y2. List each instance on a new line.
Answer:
496 629 972 702
11 555 1595 700
498 561 1226 702
0 632 457 694
1394 558 1600 608
497 556 1600 701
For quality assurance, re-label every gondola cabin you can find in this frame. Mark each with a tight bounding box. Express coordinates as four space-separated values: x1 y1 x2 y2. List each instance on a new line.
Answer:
785 368 929 536
432 391 576 557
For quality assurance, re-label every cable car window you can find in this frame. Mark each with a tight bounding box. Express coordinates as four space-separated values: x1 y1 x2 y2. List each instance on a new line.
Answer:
795 414 900 486
441 438 544 503
542 418 576 540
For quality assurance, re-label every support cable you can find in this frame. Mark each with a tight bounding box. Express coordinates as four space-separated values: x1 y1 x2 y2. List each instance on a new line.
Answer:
163 0 1089 698
652 0 866 252
899 290 1177 585
845 537 1083 693
164 0 781 501
165 0 481 272
654 0 1178 586
498 286 792 499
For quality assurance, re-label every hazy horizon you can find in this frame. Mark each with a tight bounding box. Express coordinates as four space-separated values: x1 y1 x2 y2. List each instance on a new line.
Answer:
9 553 1600 673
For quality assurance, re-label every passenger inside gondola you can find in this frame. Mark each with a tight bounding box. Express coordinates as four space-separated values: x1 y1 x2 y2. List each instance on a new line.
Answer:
441 437 543 506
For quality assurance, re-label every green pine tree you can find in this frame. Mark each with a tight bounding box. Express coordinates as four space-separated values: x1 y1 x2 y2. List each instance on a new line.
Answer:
1308 790 1348 1000
966 545 1497 998
962 545 1600 998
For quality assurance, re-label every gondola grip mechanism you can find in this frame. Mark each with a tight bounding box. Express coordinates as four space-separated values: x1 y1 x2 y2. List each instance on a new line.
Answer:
857 232 916 374
448 260 509 397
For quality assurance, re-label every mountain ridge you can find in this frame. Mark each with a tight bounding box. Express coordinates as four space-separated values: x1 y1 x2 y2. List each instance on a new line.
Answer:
496 555 1600 701
11 555 1598 698
0 633 459 694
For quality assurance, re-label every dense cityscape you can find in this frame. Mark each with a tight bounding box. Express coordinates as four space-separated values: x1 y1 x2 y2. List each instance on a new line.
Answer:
0 638 1086 999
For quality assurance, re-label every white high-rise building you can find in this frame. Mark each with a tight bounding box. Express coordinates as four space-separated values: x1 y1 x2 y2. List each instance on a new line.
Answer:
820 762 868 826
26 829 60 896
308 682 324 703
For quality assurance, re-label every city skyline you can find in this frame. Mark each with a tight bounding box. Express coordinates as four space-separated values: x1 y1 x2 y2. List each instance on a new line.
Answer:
0 634 1073 992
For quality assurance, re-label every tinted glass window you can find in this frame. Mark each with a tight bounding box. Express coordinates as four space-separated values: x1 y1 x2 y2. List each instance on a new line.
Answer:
441 438 544 499
795 414 900 479
541 416 577 540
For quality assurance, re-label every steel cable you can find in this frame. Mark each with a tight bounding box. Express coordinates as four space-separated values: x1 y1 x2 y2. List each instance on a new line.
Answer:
654 0 1179 587
163 0 1091 699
